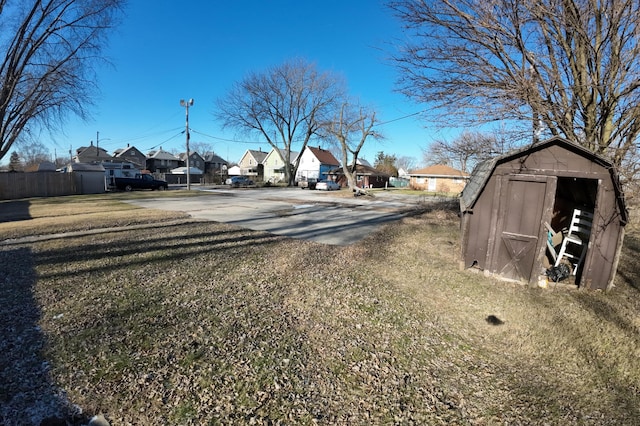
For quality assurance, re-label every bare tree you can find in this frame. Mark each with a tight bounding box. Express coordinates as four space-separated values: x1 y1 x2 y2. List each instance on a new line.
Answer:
189 141 215 157
389 0 640 168
0 0 124 161
396 155 418 172
15 139 50 168
215 58 345 186
423 131 499 173
323 101 383 191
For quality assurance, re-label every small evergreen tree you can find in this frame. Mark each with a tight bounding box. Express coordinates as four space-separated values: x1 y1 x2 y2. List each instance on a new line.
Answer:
8 151 22 172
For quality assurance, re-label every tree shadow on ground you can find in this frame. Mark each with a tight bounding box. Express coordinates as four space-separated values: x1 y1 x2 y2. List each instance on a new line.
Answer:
0 200 31 223
0 247 89 425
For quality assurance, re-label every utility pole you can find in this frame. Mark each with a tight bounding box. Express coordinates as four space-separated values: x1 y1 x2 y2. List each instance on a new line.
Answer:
180 99 194 190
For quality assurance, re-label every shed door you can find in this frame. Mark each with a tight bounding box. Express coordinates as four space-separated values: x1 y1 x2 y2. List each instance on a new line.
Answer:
492 175 556 282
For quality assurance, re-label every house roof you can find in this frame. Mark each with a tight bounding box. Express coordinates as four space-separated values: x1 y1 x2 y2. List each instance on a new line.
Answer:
410 164 469 177
355 158 372 167
170 166 204 175
203 153 227 163
460 136 628 222
306 146 339 166
76 143 110 157
179 152 205 161
114 146 142 157
245 149 268 163
266 148 299 163
147 149 178 160
328 164 391 177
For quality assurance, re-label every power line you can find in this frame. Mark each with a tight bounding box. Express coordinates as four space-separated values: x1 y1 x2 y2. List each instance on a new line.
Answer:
374 110 425 127
190 129 264 144
144 131 184 151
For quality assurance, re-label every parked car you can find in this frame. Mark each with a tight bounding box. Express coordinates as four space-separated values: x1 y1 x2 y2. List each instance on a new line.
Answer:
226 176 254 187
112 174 168 191
316 180 340 191
297 177 317 189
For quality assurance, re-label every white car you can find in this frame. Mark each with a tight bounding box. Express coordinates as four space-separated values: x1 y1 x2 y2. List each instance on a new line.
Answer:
315 180 340 191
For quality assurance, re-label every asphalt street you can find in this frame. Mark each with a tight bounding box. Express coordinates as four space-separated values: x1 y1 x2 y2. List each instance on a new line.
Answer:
125 187 426 246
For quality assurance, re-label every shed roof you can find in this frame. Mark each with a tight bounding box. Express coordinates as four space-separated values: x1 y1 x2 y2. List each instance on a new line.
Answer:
68 163 105 172
460 137 627 223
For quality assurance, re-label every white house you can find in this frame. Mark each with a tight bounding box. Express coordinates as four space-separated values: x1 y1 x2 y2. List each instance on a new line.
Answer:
295 146 340 182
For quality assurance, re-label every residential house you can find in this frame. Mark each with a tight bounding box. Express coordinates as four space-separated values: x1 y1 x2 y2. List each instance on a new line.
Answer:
179 151 205 173
296 146 340 182
238 149 268 180
327 164 391 189
113 145 147 169
203 153 228 175
409 164 469 193
263 148 298 183
74 142 112 163
146 148 180 173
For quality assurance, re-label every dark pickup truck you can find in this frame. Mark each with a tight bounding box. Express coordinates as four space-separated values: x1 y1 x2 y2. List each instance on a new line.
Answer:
113 174 168 191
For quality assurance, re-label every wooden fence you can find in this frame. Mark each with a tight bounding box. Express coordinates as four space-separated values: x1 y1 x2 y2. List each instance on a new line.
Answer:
0 172 81 200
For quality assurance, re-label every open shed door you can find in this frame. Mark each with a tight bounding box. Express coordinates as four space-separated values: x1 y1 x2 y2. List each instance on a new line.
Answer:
490 175 556 283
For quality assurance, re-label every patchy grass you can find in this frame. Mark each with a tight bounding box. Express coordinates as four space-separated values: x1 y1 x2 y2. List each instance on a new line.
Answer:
0 191 208 240
1 195 639 425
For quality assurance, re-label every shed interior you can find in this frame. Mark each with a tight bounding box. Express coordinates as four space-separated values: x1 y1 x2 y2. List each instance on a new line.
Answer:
546 177 598 281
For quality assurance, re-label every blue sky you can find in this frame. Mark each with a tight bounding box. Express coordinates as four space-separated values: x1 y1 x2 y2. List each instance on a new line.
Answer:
42 0 451 166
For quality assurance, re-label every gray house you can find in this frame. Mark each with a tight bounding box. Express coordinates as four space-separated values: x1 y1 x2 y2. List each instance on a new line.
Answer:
113 145 147 169
146 149 180 173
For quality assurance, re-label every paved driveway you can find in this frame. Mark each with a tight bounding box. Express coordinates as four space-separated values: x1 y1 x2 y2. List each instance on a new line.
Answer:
126 188 424 245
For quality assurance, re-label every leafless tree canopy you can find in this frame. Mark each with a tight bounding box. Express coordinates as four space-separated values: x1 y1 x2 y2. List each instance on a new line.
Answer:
215 58 346 186
424 131 504 173
15 139 50 167
322 101 383 190
0 0 124 161
389 0 640 167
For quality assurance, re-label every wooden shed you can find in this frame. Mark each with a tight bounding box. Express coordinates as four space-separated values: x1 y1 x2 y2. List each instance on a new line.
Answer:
460 137 628 290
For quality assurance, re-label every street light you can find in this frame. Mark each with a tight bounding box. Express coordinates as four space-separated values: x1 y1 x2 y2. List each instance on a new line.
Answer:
180 98 194 190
